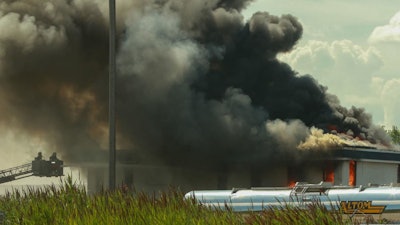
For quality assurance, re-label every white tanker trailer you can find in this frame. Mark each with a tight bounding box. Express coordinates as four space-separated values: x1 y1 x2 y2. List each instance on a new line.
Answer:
184 182 400 214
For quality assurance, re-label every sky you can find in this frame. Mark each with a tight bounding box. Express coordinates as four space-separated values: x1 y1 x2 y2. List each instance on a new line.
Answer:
243 0 400 128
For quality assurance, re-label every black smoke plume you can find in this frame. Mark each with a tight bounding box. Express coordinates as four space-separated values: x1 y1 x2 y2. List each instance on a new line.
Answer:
0 0 392 168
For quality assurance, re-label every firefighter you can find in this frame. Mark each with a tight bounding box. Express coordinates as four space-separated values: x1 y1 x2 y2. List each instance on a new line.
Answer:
49 152 58 161
35 152 42 160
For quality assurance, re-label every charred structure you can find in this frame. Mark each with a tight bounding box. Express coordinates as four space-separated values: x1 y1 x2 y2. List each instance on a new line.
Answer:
82 147 400 193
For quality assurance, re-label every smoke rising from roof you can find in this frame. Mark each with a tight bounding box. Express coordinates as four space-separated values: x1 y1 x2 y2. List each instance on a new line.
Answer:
0 0 393 167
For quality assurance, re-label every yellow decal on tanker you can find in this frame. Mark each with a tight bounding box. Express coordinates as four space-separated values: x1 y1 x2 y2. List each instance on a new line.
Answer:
340 201 386 214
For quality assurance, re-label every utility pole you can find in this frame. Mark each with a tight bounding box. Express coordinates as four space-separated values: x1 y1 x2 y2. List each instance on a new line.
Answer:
108 0 116 190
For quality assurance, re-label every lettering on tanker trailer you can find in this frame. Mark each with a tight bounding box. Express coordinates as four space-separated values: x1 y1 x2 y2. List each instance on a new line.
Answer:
186 182 400 213
340 201 386 214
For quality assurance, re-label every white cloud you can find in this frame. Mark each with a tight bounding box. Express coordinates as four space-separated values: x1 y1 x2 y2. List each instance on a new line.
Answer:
243 1 400 127
369 11 400 43
279 39 386 124
244 1 400 43
380 79 400 127
371 77 385 95
279 40 383 91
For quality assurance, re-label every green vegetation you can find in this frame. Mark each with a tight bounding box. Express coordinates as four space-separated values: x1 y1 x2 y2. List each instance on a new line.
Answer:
386 126 400 145
0 177 388 224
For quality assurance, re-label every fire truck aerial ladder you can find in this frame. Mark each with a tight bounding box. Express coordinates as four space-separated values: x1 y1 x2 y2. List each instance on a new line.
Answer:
0 152 63 184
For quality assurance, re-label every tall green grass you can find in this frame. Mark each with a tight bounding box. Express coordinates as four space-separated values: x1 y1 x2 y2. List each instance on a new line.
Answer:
0 177 386 224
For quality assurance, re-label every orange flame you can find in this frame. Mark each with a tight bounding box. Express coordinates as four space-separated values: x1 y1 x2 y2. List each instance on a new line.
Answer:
327 124 338 132
324 162 335 183
349 160 356 186
288 180 296 187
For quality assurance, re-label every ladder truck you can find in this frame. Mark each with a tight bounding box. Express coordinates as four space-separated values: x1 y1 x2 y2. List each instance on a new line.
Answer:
0 152 63 184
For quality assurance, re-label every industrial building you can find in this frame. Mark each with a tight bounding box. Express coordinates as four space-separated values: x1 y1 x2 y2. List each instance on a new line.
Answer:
83 147 400 194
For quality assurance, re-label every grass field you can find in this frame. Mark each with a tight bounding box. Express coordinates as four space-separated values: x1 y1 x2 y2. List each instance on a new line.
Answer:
0 177 392 224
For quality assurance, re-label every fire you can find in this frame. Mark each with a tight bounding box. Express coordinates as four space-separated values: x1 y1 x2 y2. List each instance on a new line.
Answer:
287 167 298 187
324 162 335 183
349 160 356 186
288 180 296 187
327 124 338 132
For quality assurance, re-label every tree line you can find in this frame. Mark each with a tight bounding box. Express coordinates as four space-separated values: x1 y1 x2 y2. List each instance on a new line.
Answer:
386 126 400 145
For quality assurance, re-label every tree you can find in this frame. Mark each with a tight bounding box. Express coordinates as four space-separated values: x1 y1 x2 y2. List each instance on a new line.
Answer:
387 126 400 145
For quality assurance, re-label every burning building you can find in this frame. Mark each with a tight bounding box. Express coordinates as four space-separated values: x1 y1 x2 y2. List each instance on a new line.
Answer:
83 146 400 194
0 0 398 193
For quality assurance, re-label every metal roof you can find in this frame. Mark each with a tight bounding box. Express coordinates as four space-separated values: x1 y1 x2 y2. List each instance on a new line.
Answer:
331 147 400 163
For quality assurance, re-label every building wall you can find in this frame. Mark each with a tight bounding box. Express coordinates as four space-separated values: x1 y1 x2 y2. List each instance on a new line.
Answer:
86 167 108 194
332 160 399 186
302 165 324 183
86 165 222 194
334 161 350 186
122 165 289 192
84 160 400 194
85 164 290 194
356 161 398 185
259 166 288 187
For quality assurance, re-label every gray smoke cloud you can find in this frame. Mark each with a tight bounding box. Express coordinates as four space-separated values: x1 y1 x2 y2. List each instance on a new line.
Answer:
0 0 392 168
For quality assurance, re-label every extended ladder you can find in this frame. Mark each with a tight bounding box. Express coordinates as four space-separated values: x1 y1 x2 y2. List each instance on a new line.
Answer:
0 163 33 184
